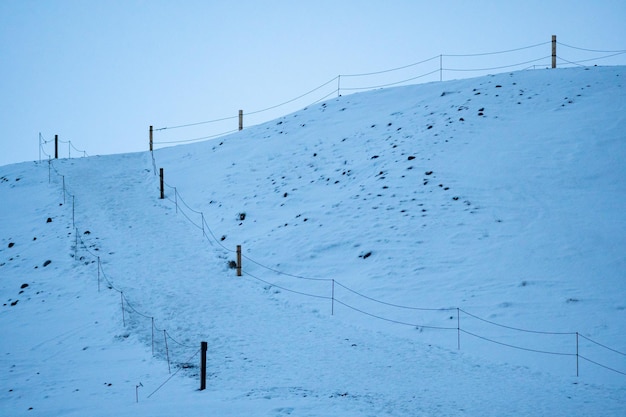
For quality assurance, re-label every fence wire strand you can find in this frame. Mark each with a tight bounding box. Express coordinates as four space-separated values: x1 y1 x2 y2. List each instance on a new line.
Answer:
459 309 576 335
341 69 440 91
340 55 440 77
443 41 550 57
556 42 626 54
578 334 626 356
579 355 626 376
334 299 457 331
335 280 453 311
244 270 332 300
460 329 576 356
147 348 201 398
444 56 552 72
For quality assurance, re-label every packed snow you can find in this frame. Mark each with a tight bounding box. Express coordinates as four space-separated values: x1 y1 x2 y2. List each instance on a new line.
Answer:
1 66 625 416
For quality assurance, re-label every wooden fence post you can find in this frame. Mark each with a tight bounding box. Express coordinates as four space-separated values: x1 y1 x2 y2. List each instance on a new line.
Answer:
149 125 153 151
238 110 243 131
55 134 58 159
439 54 443 81
159 168 164 199
236 245 242 276
552 35 557 68
200 341 208 390
136 383 142 403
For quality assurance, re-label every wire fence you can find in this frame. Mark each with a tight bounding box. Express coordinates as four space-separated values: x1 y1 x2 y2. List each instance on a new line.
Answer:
151 150 626 379
150 38 626 148
44 157 202 398
37 38 626 390
39 132 88 162
39 135 625 400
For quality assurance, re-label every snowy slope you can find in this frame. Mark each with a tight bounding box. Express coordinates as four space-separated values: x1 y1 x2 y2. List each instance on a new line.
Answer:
1 66 625 416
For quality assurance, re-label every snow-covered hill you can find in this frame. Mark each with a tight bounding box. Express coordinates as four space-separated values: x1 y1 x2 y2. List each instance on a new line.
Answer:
1 66 625 416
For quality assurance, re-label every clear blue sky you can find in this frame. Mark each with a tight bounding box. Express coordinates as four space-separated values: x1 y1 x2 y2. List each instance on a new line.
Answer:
1 0 625 166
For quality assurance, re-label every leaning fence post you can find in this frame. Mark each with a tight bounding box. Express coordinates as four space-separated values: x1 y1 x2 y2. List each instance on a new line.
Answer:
164 330 171 374
136 383 142 403
159 168 164 199
149 125 153 151
238 110 243 131
200 341 208 390
552 35 557 68
236 245 242 276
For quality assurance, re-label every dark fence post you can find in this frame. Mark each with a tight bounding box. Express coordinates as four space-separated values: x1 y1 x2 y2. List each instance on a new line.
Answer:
238 110 243 131
200 341 208 390
149 125 153 151
55 134 58 159
236 245 242 276
159 168 164 199
552 35 557 68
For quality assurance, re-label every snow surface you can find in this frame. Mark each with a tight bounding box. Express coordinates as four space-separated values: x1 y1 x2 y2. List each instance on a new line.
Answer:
1 66 625 416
